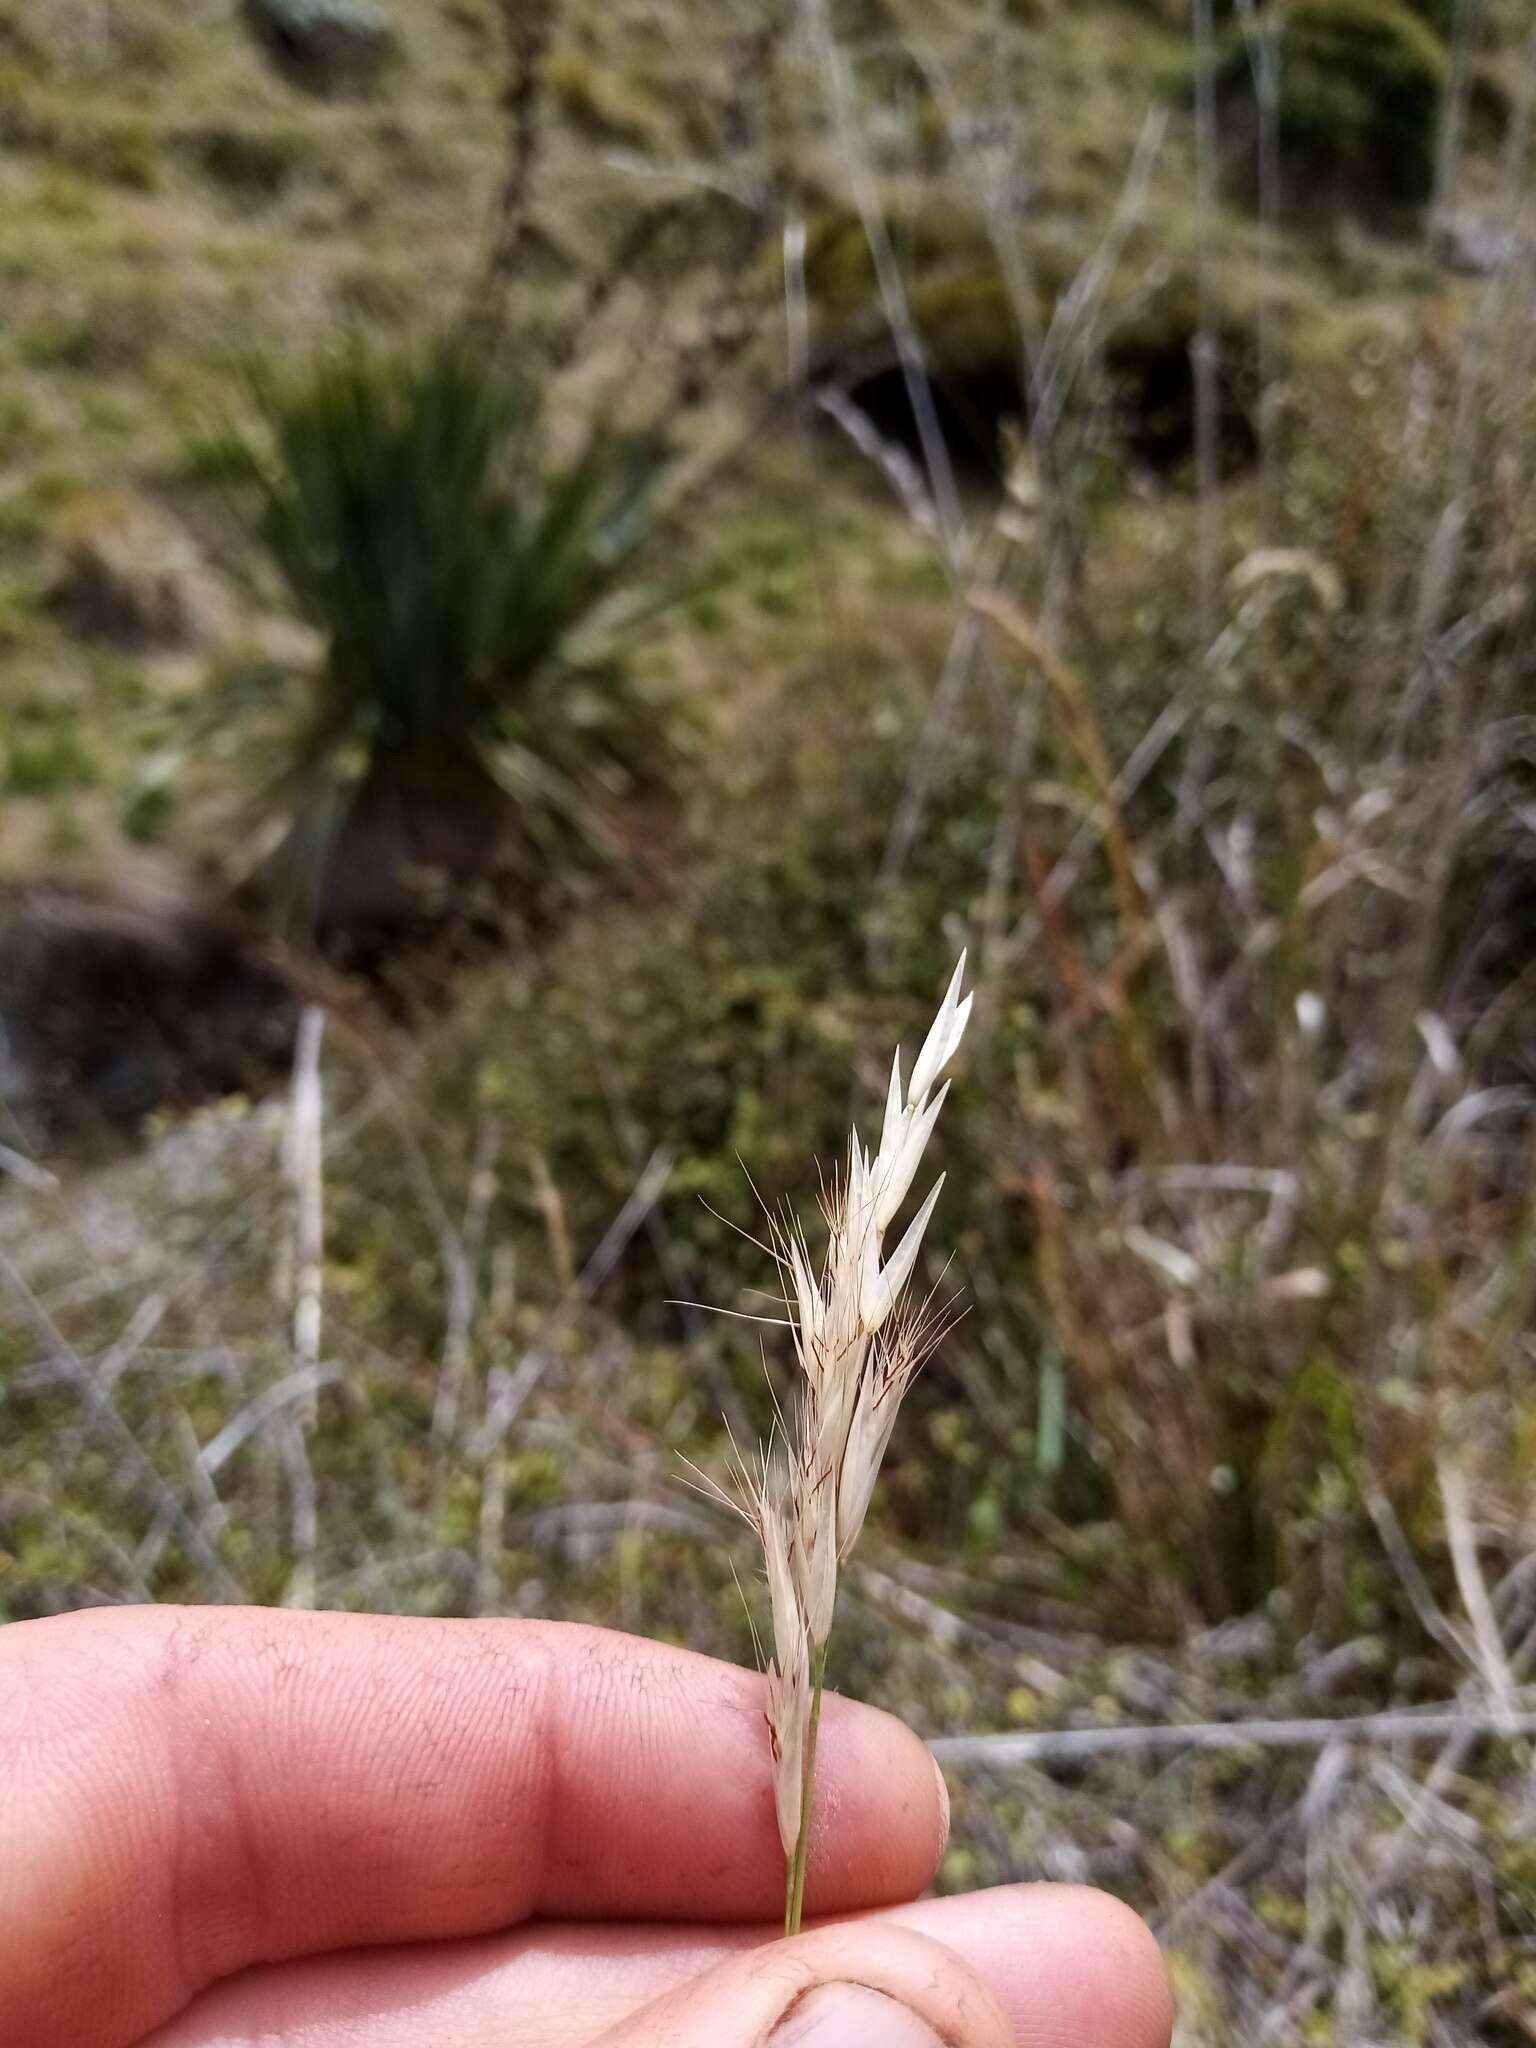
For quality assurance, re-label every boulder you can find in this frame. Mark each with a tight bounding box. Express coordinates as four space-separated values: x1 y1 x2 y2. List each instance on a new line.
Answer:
1429 210 1516 277
241 0 395 96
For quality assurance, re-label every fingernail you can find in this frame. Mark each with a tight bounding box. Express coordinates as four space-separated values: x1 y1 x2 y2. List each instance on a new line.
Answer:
770 1983 946 2046
934 1755 951 1859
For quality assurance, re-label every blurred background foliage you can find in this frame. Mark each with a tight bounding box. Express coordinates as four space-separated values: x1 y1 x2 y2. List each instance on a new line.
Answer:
3 0 1536 2037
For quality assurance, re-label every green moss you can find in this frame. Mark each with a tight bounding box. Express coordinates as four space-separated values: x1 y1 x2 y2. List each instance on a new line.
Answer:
3 721 96 795
1371 1948 1470 2038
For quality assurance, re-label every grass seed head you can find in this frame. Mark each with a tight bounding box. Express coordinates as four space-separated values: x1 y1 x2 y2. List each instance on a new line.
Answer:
714 955 971 1883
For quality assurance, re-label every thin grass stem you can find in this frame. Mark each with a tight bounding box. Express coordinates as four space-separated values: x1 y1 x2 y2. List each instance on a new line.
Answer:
785 1641 830 1937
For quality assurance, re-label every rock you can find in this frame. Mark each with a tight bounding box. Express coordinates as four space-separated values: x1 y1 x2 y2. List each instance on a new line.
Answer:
241 0 396 96
1429 210 1516 277
53 491 230 653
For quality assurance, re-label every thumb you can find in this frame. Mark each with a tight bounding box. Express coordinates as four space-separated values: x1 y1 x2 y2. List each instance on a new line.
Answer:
589 1920 1015 2048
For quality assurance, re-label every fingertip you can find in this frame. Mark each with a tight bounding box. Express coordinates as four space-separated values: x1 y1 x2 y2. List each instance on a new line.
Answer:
1052 1886 1174 2048
887 1884 1174 2048
807 1694 948 1909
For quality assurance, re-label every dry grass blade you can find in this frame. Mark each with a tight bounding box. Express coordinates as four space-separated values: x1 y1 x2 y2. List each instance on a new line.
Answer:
280 1004 325 1608
932 1698 1536 1766
971 588 1145 940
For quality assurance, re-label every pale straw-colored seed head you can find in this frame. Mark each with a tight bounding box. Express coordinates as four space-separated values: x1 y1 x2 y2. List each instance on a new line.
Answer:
835 1291 954 1560
790 1434 839 1648
761 1499 812 1854
764 1615 810 1855
906 954 974 1112
769 952 971 1572
699 1444 816 1854
715 954 972 1873
759 1476 802 1683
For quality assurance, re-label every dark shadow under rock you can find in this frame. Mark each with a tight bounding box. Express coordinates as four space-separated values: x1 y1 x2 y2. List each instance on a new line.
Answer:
240 0 396 96
0 858 300 1138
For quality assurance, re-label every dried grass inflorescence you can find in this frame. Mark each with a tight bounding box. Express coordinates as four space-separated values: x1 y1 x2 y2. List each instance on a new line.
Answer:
719 954 972 1931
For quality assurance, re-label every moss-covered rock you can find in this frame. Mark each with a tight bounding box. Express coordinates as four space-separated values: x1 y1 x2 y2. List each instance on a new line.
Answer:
1216 0 1451 213
804 185 1261 484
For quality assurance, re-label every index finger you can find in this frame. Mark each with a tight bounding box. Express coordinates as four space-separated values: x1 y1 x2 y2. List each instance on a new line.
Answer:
0 1606 947 2048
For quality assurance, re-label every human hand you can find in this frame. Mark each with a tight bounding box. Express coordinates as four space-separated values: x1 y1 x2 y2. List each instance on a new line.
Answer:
1 1607 1172 2046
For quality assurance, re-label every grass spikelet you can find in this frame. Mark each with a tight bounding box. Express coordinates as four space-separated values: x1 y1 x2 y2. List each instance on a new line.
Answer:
712 953 972 1934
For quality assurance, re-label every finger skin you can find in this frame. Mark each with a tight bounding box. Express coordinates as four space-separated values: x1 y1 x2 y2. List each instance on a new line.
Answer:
142 1886 1174 2048
591 1922 1015 2048
0 1607 945 2048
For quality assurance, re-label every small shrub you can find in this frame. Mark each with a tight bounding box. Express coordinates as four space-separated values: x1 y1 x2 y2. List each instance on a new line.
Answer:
209 337 670 932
